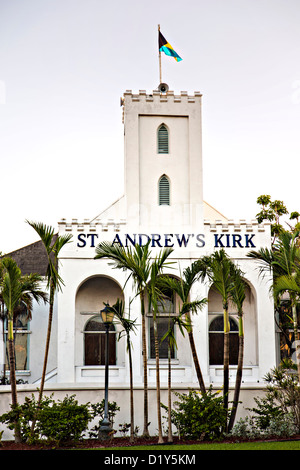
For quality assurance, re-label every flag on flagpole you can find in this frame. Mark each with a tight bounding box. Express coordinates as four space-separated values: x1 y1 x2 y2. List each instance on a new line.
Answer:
159 31 182 62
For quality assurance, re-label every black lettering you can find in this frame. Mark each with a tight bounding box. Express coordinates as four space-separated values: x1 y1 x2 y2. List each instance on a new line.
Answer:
196 233 205 247
77 233 86 248
86 233 99 247
151 234 162 247
175 234 193 247
125 234 136 247
245 234 256 247
164 234 174 247
214 234 225 247
112 234 123 246
138 234 150 246
232 234 243 248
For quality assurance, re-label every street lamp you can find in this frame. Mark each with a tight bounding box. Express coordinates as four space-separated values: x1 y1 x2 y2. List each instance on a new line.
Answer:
98 303 115 440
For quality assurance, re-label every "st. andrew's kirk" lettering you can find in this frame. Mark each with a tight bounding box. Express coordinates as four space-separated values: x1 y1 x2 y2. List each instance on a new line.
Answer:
77 233 256 249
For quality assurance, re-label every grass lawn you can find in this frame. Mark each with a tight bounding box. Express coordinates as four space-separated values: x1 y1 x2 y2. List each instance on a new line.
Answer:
102 440 300 451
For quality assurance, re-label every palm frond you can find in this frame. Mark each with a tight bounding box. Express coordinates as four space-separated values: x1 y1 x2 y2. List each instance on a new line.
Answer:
274 274 300 300
26 220 55 254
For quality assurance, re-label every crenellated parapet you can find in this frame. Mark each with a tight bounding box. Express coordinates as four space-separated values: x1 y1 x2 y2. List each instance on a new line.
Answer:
204 219 270 233
58 218 127 233
203 218 271 252
121 89 202 123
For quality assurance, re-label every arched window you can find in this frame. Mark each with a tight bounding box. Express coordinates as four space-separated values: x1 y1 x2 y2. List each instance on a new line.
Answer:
149 284 176 359
158 175 170 205
5 303 29 371
209 316 239 365
84 316 116 365
149 317 175 359
157 124 169 154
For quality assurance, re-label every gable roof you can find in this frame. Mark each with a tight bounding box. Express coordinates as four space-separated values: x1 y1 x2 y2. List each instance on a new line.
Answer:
1 236 57 276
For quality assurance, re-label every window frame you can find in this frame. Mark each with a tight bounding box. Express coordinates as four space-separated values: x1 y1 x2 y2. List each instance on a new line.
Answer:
157 123 169 154
148 314 176 360
84 315 117 366
4 308 30 372
158 174 170 206
208 314 239 366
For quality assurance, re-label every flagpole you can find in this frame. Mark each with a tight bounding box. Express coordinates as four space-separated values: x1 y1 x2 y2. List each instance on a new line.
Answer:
158 24 162 83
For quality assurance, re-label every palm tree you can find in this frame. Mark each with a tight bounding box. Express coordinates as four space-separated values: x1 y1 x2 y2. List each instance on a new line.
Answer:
144 248 174 444
247 230 300 381
161 311 188 443
0 257 47 442
199 250 236 425
228 265 246 432
95 241 152 436
95 241 173 438
26 221 72 432
158 263 208 395
110 298 137 442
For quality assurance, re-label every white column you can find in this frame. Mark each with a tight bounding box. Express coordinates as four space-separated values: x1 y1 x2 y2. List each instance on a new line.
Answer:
56 260 76 383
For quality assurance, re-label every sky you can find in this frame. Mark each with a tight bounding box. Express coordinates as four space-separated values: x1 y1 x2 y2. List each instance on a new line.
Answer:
0 0 300 254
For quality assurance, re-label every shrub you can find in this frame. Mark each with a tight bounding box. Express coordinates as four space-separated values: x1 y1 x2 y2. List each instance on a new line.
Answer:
37 395 91 443
0 393 91 444
0 394 53 442
232 360 300 439
162 387 227 440
88 399 120 438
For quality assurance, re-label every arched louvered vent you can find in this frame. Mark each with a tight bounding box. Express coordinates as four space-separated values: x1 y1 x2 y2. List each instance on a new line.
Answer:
159 175 170 205
157 124 169 154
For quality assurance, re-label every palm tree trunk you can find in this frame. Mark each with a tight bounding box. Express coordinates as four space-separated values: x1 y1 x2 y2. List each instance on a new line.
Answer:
223 306 230 429
127 333 135 442
292 303 300 382
1 312 7 385
167 336 173 443
153 316 164 444
31 281 55 436
8 319 21 443
186 315 206 395
39 292 54 401
140 295 149 437
228 313 244 432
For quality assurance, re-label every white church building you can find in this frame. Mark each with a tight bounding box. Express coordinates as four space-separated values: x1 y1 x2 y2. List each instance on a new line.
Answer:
0 86 277 437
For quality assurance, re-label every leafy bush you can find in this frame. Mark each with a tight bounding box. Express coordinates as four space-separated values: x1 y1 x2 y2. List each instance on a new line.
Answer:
37 395 91 443
88 399 120 438
0 393 91 444
0 394 121 443
232 360 300 439
0 394 53 442
162 387 227 440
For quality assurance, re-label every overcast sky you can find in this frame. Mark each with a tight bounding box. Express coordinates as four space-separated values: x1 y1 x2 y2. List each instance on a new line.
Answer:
0 0 299 253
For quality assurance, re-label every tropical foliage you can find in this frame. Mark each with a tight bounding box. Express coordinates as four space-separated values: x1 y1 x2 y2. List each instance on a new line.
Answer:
0 257 47 441
248 226 300 380
109 299 137 442
194 250 246 431
26 221 72 435
94 241 173 438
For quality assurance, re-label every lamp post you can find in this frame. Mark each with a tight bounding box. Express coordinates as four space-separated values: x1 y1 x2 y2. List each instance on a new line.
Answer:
98 304 115 440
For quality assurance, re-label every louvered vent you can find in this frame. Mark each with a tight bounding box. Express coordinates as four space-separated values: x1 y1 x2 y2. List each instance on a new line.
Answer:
159 175 170 205
158 124 169 154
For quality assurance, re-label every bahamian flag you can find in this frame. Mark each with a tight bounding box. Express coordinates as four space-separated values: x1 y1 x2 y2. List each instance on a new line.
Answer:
159 31 182 62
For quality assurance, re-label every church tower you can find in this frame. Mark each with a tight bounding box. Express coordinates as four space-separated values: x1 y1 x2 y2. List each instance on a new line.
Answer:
122 88 204 233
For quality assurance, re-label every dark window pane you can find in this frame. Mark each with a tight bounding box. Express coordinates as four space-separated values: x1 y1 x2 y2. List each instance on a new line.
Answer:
209 315 239 365
158 124 169 154
149 317 174 359
84 316 116 365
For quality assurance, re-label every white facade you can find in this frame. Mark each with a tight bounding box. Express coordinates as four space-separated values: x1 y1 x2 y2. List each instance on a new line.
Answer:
55 88 276 387
0 88 277 438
